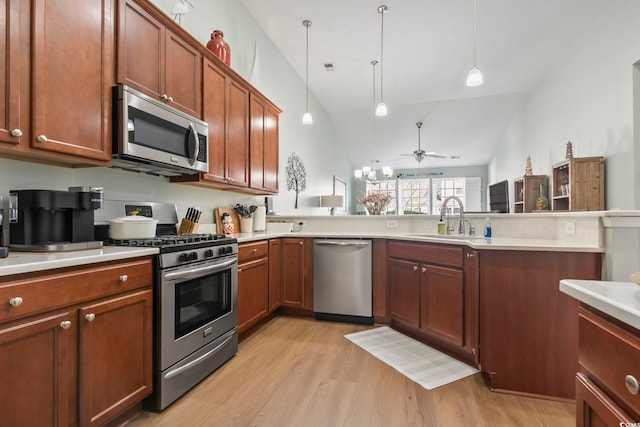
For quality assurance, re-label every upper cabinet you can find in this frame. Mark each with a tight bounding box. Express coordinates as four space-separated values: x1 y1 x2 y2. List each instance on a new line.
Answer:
117 0 202 118
0 0 114 165
250 94 280 194
552 157 605 211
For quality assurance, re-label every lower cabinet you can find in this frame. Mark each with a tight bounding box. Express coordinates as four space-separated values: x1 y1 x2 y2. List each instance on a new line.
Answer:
268 239 281 313
238 241 270 334
576 373 635 426
0 257 153 427
387 240 477 365
280 237 313 311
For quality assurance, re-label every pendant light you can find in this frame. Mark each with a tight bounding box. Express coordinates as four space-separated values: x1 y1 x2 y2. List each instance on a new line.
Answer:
375 5 388 116
302 19 313 124
466 0 483 87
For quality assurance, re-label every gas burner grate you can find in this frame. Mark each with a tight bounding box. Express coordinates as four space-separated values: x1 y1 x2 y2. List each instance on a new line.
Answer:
105 233 232 248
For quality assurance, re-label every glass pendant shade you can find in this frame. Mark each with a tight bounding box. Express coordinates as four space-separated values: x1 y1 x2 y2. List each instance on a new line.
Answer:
466 66 483 87
302 111 313 124
375 102 388 117
382 166 393 177
367 170 377 180
362 166 371 175
354 169 363 179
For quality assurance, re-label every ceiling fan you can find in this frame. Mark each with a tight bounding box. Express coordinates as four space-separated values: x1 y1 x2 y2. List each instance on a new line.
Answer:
399 122 446 163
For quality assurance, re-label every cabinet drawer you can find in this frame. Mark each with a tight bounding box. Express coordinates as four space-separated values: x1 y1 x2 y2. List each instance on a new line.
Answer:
579 307 640 416
0 258 153 323
239 241 269 263
388 240 463 267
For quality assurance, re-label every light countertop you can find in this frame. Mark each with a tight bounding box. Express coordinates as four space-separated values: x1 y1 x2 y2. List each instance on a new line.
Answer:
560 279 640 330
0 246 159 277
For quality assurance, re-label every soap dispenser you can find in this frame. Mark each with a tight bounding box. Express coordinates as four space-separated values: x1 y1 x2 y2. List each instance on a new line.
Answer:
437 216 446 235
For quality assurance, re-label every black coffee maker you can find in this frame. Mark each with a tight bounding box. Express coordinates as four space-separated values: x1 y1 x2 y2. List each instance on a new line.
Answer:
9 187 104 251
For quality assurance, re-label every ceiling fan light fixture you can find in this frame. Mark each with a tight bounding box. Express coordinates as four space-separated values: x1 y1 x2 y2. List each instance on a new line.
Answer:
362 166 372 175
466 66 483 87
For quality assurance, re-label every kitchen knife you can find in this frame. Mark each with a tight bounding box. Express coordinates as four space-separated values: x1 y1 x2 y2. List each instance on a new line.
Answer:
194 208 201 223
186 207 194 222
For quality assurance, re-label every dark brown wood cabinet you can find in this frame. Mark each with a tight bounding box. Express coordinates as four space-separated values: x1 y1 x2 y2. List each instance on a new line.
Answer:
552 157 605 211
513 175 548 213
238 241 270 334
387 240 477 364
268 239 282 313
0 0 113 165
0 257 153 427
479 250 601 400
117 0 202 117
281 238 313 311
249 94 280 194
575 306 640 425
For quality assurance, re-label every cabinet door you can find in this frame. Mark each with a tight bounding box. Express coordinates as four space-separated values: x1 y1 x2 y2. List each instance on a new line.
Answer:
420 264 464 346
226 79 249 187
388 258 420 328
78 290 152 427
268 239 282 312
202 58 228 184
164 28 202 117
263 106 279 193
0 311 72 427
463 248 480 365
249 95 266 191
281 238 310 309
576 373 635 427
0 0 27 148
31 0 113 161
238 257 269 334
118 0 164 99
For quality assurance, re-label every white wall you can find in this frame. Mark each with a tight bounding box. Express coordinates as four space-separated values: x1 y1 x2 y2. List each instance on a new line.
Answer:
0 0 351 230
489 1 640 210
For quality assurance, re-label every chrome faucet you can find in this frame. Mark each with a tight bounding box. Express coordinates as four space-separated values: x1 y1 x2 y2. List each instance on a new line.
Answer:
440 196 465 235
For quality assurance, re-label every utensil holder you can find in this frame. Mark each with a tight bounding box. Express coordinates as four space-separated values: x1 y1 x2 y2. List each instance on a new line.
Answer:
178 219 199 235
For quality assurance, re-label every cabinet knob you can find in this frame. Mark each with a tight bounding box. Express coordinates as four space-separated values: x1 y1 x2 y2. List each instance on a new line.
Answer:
37 135 48 143
60 321 72 329
252 248 258 253
167 96 174 103
412 266 418 271
85 313 96 322
421 267 426 273
119 274 128 282
161 94 169 101
299 241 303 246
10 129 22 137
9 297 23 307
625 375 640 395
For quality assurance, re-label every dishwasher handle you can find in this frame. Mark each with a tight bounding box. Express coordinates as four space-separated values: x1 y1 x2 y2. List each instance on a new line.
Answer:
315 240 370 247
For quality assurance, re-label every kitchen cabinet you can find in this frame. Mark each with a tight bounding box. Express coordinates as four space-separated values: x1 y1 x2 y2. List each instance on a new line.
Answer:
238 241 269 334
281 238 313 311
0 0 113 165
117 0 202 118
0 257 153 427
575 306 640 425
268 239 282 313
479 250 601 400
387 240 477 365
249 94 281 194
513 175 548 213
372 239 389 323
552 156 605 211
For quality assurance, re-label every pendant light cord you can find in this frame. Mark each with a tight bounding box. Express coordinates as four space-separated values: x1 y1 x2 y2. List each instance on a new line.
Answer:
472 0 477 67
378 5 387 104
305 20 310 112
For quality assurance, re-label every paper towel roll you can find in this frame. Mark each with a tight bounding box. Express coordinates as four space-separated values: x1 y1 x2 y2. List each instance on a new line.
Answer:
253 205 266 232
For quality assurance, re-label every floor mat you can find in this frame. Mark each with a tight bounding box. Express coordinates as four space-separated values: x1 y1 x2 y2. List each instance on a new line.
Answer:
344 326 479 390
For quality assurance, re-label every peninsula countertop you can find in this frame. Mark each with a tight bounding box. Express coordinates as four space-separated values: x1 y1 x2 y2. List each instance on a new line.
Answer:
560 279 640 330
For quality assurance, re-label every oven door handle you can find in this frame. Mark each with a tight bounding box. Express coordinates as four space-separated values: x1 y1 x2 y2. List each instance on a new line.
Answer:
163 329 236 380
164 257 237 281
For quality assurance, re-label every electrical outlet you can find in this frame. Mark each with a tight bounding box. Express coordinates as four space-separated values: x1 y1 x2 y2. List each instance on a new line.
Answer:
565 221 576 235
386 220 398 229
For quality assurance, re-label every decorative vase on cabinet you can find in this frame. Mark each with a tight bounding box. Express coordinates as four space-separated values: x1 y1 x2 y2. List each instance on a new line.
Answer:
206 30 231 66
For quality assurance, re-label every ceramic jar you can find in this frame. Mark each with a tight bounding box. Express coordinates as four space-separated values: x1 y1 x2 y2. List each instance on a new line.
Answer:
206 30 231 66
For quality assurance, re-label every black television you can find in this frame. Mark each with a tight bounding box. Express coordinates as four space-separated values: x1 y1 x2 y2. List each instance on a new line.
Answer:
489 180 509 213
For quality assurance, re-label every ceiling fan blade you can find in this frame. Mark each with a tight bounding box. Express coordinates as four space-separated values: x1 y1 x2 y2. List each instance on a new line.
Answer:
425 152 446 159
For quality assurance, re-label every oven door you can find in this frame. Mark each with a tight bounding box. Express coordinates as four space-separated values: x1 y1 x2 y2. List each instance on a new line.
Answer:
158 254 238 371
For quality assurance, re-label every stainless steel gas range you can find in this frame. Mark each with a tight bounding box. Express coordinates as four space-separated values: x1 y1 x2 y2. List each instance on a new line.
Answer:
95 201 238 410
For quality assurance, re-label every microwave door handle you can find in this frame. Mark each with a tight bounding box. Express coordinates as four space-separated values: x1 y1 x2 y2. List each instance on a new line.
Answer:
187 122 199 166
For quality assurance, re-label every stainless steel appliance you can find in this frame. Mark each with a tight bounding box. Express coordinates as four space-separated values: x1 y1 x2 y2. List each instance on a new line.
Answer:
9 187 104 251
313 239 373 325
112 85 208 176
96 201 238 411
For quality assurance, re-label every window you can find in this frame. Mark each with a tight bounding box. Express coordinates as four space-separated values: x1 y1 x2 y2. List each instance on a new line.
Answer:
364 176 482 215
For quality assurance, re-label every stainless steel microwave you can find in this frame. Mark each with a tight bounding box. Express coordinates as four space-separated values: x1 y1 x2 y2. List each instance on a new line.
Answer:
112 85 208 176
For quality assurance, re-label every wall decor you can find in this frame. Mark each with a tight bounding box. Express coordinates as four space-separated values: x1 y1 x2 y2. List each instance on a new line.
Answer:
286 153 307 209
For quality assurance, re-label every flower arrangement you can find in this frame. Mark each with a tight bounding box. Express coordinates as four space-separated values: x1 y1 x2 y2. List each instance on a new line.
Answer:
357 193 393 215
233 203 257 218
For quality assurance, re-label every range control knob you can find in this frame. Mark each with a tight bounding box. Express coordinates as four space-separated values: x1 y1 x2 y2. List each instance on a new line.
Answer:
189 252 198 261
178 253 189 262
218 247 226 256
204 249 214 258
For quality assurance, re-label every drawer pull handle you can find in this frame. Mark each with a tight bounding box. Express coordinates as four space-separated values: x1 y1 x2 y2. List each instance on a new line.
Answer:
9 297 23 307
625 375 640 395
421 267 427 273
412 266 418 271
252 248 258 253
119 275 128 282
85 313 96 322
60 321 72 329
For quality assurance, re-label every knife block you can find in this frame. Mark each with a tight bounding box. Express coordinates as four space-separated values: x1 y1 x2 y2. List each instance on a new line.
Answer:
178 219 199 235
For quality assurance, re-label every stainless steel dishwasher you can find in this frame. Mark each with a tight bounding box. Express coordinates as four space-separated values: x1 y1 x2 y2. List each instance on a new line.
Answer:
313 238 373 325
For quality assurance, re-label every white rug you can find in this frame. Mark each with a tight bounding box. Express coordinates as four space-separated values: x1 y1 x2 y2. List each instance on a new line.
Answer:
344 326 479 390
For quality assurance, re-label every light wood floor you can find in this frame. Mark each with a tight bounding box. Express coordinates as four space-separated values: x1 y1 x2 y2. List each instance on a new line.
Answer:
129 316 575 427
